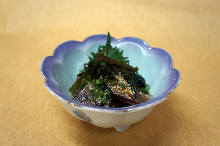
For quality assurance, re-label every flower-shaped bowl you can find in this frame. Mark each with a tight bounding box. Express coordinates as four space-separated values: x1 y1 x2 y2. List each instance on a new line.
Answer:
41 34 180 132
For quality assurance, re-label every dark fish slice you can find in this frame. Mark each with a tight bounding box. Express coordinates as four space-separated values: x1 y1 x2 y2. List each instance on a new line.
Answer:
109 98 129 108
110 93 138 106
75 83 95 106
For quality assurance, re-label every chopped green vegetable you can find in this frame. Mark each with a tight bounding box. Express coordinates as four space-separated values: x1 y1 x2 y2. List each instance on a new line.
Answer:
140 84 150 94
100 61 106 66
95 79 104 85
120 83 126 88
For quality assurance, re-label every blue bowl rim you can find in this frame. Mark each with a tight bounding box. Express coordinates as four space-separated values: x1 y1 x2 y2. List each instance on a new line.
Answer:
40 34 180 112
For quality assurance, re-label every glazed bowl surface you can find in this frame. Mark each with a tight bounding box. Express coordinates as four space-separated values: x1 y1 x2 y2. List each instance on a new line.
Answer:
41 34 180 132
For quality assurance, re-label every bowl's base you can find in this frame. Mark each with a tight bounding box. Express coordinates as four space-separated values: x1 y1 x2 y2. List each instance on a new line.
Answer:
114 125 130 132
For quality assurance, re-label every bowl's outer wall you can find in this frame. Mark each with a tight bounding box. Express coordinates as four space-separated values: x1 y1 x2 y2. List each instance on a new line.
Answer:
62 100 155 128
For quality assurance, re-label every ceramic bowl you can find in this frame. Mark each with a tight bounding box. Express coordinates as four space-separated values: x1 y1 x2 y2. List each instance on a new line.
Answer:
41 34 180 132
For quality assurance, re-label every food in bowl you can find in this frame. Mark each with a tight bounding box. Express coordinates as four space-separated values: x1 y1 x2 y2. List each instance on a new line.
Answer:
69 33 152 107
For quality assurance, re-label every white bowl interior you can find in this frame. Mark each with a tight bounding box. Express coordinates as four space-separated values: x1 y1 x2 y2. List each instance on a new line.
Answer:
51 39 173 100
